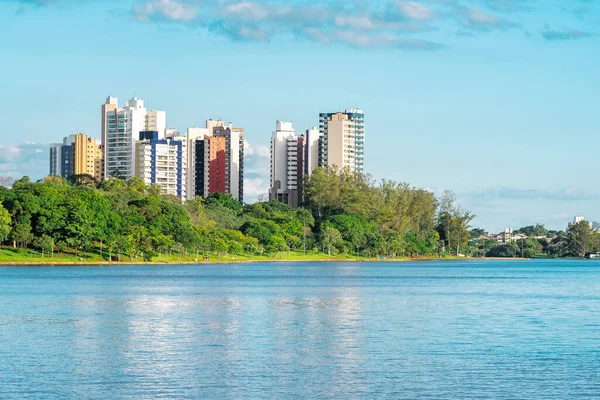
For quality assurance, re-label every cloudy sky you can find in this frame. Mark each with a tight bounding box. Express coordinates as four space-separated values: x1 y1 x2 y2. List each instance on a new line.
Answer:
0 0 598 232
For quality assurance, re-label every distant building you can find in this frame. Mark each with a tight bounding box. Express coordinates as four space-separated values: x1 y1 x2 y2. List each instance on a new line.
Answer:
318 109 364 174
190 120 244 202
185 126 210 201
73 133 103 182
269 121 304 208
101 96 167 181
135 131 184 199
303 127 320 176
165 129 187 200
495 228 527 243
49 135 76 178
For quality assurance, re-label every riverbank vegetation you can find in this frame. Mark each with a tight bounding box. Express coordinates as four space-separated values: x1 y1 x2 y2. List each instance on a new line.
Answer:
0 168 477 262
1 169 595 263
471 221 600 259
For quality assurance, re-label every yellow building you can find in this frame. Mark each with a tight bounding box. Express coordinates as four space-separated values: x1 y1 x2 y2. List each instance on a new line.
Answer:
73 133 104 182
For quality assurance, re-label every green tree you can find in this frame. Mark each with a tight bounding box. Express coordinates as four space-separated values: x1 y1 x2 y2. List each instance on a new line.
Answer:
568 220 596 257
470 228 486 239
212 238 228 257
204 192 242 211
449 207 475 256
11 219 33 248
320 222 343 255
516 224 548 237
240 219 281 247
32 234 54 257
0 201 11 254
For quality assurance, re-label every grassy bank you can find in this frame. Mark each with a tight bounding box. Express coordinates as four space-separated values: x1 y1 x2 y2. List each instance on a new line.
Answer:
0 245 528 266
0 245 390 265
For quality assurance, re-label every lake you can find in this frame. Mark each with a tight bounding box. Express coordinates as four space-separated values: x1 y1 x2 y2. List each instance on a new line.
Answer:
1 260 600 399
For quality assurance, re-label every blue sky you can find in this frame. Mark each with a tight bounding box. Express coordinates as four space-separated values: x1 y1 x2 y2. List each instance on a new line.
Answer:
0 0 598 232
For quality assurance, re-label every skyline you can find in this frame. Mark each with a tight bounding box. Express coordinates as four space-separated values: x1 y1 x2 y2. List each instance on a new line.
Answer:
0 0 599 232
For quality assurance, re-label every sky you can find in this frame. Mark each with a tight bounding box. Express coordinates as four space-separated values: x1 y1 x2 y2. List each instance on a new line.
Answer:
0 0 598 232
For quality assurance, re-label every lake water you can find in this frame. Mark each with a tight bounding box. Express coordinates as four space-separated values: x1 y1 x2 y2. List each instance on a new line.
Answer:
1 260 600 399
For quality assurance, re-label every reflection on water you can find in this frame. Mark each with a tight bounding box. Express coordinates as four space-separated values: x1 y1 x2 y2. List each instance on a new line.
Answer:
1 261 600 398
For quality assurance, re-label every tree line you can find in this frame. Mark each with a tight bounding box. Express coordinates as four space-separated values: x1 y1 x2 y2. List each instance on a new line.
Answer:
0 168 476 261
474 221 600 259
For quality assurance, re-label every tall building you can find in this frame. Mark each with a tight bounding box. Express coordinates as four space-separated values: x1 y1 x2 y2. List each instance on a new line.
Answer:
269 121 304 208
101 96 166 181
191 120 244 202
135 131 184 199
303 127 320 176
73 133 103 182
49 135 75 178
146 110 167 137
318 109 364 174
165 128 187 200
101 97 118 179
185 126 210 201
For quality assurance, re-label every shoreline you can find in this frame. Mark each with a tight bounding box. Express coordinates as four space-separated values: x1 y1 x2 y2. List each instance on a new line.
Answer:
0 257 531 267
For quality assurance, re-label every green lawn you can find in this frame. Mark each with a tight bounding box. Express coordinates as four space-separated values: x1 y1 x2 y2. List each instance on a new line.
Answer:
0 246 105 263
0 245 403 264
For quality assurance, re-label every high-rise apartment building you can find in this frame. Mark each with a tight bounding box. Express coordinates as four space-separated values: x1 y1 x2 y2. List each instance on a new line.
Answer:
49 135 76 178
73 133 103 182
191 120 244 202
303 127 320 176
165 128 187 200
185 126 210 201
101 96 166 181
269 121 304 208
135 131 184 199
318 109 364 174
146 110 167 136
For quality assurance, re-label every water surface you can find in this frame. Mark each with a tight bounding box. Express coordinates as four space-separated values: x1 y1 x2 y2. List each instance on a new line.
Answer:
1 260 600 399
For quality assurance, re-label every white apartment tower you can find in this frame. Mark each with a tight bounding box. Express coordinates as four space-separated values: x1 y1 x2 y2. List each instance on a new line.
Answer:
165 128 187 200
318 109 364 174
269 121 304 208
135 131 185 199
303 127 320 176
101 96 166 181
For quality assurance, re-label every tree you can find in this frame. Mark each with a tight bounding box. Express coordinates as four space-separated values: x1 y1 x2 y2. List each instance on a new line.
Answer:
470 228 486 239
68 174 97 186
568 220 596 257
204 192 242 211
449 207 475 256
516 224 548 237
436 191 475 256
11 220 33 248
436 190 455 251
240 219 281 247
212 238 228 257
328 214 372 255
320 222 343 255
0 201 11 254
32 234 54 257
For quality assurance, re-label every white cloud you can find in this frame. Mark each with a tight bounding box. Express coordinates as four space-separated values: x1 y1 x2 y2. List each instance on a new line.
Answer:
244 140 269 158
131 0 443 49
305 27 444 50
132 0 198 22
0 142 48 182
0 145 24 163
395 1 435 21
456 6 518 30
244 177 269 203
